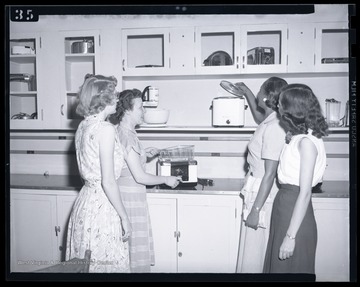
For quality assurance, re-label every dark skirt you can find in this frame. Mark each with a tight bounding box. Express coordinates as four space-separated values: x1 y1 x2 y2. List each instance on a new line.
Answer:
263 184 317 274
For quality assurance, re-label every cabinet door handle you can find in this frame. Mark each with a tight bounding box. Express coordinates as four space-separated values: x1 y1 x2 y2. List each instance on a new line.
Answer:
178 252 182 257
122 59 125 71
236 56 239 69
242 56 245 69
59 246 63 251
60 104 64 116
55 226 60 237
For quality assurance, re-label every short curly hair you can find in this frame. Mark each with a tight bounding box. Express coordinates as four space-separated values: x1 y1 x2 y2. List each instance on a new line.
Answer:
108 89 142 125
279 83 329 138
75 74 118 117
261 77 288 111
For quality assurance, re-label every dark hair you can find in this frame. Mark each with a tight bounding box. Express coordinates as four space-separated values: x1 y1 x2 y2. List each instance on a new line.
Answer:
279 83 329 138
261 77 288 111
108 89 142 125
76 74 118 117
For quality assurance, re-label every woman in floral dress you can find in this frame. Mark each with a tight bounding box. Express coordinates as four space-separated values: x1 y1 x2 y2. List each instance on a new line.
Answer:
65 74 131 273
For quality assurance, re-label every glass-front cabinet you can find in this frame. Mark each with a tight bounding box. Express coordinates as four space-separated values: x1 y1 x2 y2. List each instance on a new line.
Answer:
240 24 288 74
121 28 170 76
195 26 240 75
314 22 349 73
9 33 44 129
59 30 100 129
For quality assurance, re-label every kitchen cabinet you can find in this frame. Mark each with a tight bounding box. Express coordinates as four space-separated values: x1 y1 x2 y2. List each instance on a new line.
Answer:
10 189 78 272
314 22 349 73
194 26 240 75
313 198 349 282
147 193 242 273
59 30 101 129
9 33 46 129
240 24 288 74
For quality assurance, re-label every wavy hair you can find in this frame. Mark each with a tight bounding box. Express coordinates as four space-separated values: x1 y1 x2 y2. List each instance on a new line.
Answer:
279 83 329 138
261 77 288 111
108 89 142 125
75 74 118 117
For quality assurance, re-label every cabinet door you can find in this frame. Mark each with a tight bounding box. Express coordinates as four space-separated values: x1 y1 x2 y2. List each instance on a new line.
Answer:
121 28 170 76
147 195 177 272
313 198 349 281
240 24 288 74
169 27 195 75
177 195 241 273
56 194 78 261
195 26 240 75
287 23 316 73
59 30 101 129
10 191 58 272
9 33 46 129
314 22 349 73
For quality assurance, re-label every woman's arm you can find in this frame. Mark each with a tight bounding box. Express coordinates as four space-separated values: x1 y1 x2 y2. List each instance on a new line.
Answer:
99 125 131 240
279 137 317 260
126 148 181 188
245 159 279 230
234 82 266 124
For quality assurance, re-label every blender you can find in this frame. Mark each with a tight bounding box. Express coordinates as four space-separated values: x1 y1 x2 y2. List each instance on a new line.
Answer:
325 98 342 127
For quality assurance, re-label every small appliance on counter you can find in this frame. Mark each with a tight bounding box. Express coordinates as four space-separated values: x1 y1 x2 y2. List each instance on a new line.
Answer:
157 145 198 186
210 80 248 127
141 86 159 108
325 98 342 127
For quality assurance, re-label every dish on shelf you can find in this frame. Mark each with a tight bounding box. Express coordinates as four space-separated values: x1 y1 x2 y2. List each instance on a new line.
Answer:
138 123 167 128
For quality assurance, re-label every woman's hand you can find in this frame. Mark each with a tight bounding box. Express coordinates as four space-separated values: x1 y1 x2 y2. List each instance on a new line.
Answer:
234 82 252 97
145 147 160 158
245 208 260 230
121 217 132 242
278 235 295 260
165 176 182 189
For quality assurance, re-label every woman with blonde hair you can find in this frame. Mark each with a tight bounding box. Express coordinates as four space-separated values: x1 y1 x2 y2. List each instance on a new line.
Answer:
65 74 131 273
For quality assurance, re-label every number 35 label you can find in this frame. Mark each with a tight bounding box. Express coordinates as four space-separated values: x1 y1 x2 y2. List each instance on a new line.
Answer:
11 8 39 22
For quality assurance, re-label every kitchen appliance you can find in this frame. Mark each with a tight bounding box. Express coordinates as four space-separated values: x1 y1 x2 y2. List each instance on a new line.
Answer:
203 50 233 66
142 86 159 107
10 73 36 91
247 47 274 65
143 108 169 124
71 40 94 54
210 80 248 127
157 145 198 186
11 45 35 55
325 98 342 127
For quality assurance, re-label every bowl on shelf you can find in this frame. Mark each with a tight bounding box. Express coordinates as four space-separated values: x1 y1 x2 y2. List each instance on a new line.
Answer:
143 108 170 124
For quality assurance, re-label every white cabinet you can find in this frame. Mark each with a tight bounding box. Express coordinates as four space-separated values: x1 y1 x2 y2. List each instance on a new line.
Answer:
314 22 349 73
10 189 78 272
59 30 101 129
195 26 240 75
313 198 349 282
240 24 288 74
9 33 46 129
287 23 316 73
147 193 242 273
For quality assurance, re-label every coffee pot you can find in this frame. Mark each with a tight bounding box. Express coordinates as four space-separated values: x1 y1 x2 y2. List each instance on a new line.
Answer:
142 86 159 107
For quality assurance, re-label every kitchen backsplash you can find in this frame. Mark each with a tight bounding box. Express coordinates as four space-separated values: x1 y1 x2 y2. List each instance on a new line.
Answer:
9 130 349 181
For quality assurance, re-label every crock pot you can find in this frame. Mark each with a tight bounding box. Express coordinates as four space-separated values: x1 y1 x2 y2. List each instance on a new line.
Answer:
211 96 246 127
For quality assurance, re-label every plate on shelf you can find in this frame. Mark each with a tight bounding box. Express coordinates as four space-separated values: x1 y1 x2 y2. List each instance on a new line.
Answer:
139 123 167 128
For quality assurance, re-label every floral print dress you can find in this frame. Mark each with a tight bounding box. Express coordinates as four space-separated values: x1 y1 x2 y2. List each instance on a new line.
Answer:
65 115 130 273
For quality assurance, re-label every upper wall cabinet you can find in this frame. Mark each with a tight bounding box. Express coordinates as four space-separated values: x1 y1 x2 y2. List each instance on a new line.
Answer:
240 24 288 74
314 22 349 73
195 26 240 75
59 30 101 129
9 33 46 129
121 27 195 76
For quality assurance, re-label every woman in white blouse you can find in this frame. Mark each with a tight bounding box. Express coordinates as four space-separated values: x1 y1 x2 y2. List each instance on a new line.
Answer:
263 83 328 275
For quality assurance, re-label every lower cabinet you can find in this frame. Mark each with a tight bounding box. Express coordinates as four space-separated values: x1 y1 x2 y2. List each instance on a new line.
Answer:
313 198 350 282
147 193 243 273
10 189 78 272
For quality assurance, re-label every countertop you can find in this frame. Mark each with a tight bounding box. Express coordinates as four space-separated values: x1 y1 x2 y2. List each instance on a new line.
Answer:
9 174 349 198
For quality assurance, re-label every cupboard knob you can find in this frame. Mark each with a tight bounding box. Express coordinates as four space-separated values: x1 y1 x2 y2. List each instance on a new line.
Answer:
178 252 182 257
59 246 63 251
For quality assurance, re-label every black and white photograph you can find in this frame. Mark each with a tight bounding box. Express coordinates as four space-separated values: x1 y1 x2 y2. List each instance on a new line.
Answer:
4 4 357 282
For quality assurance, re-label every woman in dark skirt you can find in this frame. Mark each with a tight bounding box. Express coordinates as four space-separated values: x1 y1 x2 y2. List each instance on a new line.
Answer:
263 84 328 274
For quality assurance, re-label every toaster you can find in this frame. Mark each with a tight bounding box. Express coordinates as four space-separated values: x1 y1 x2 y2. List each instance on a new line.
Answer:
211 96 246 127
